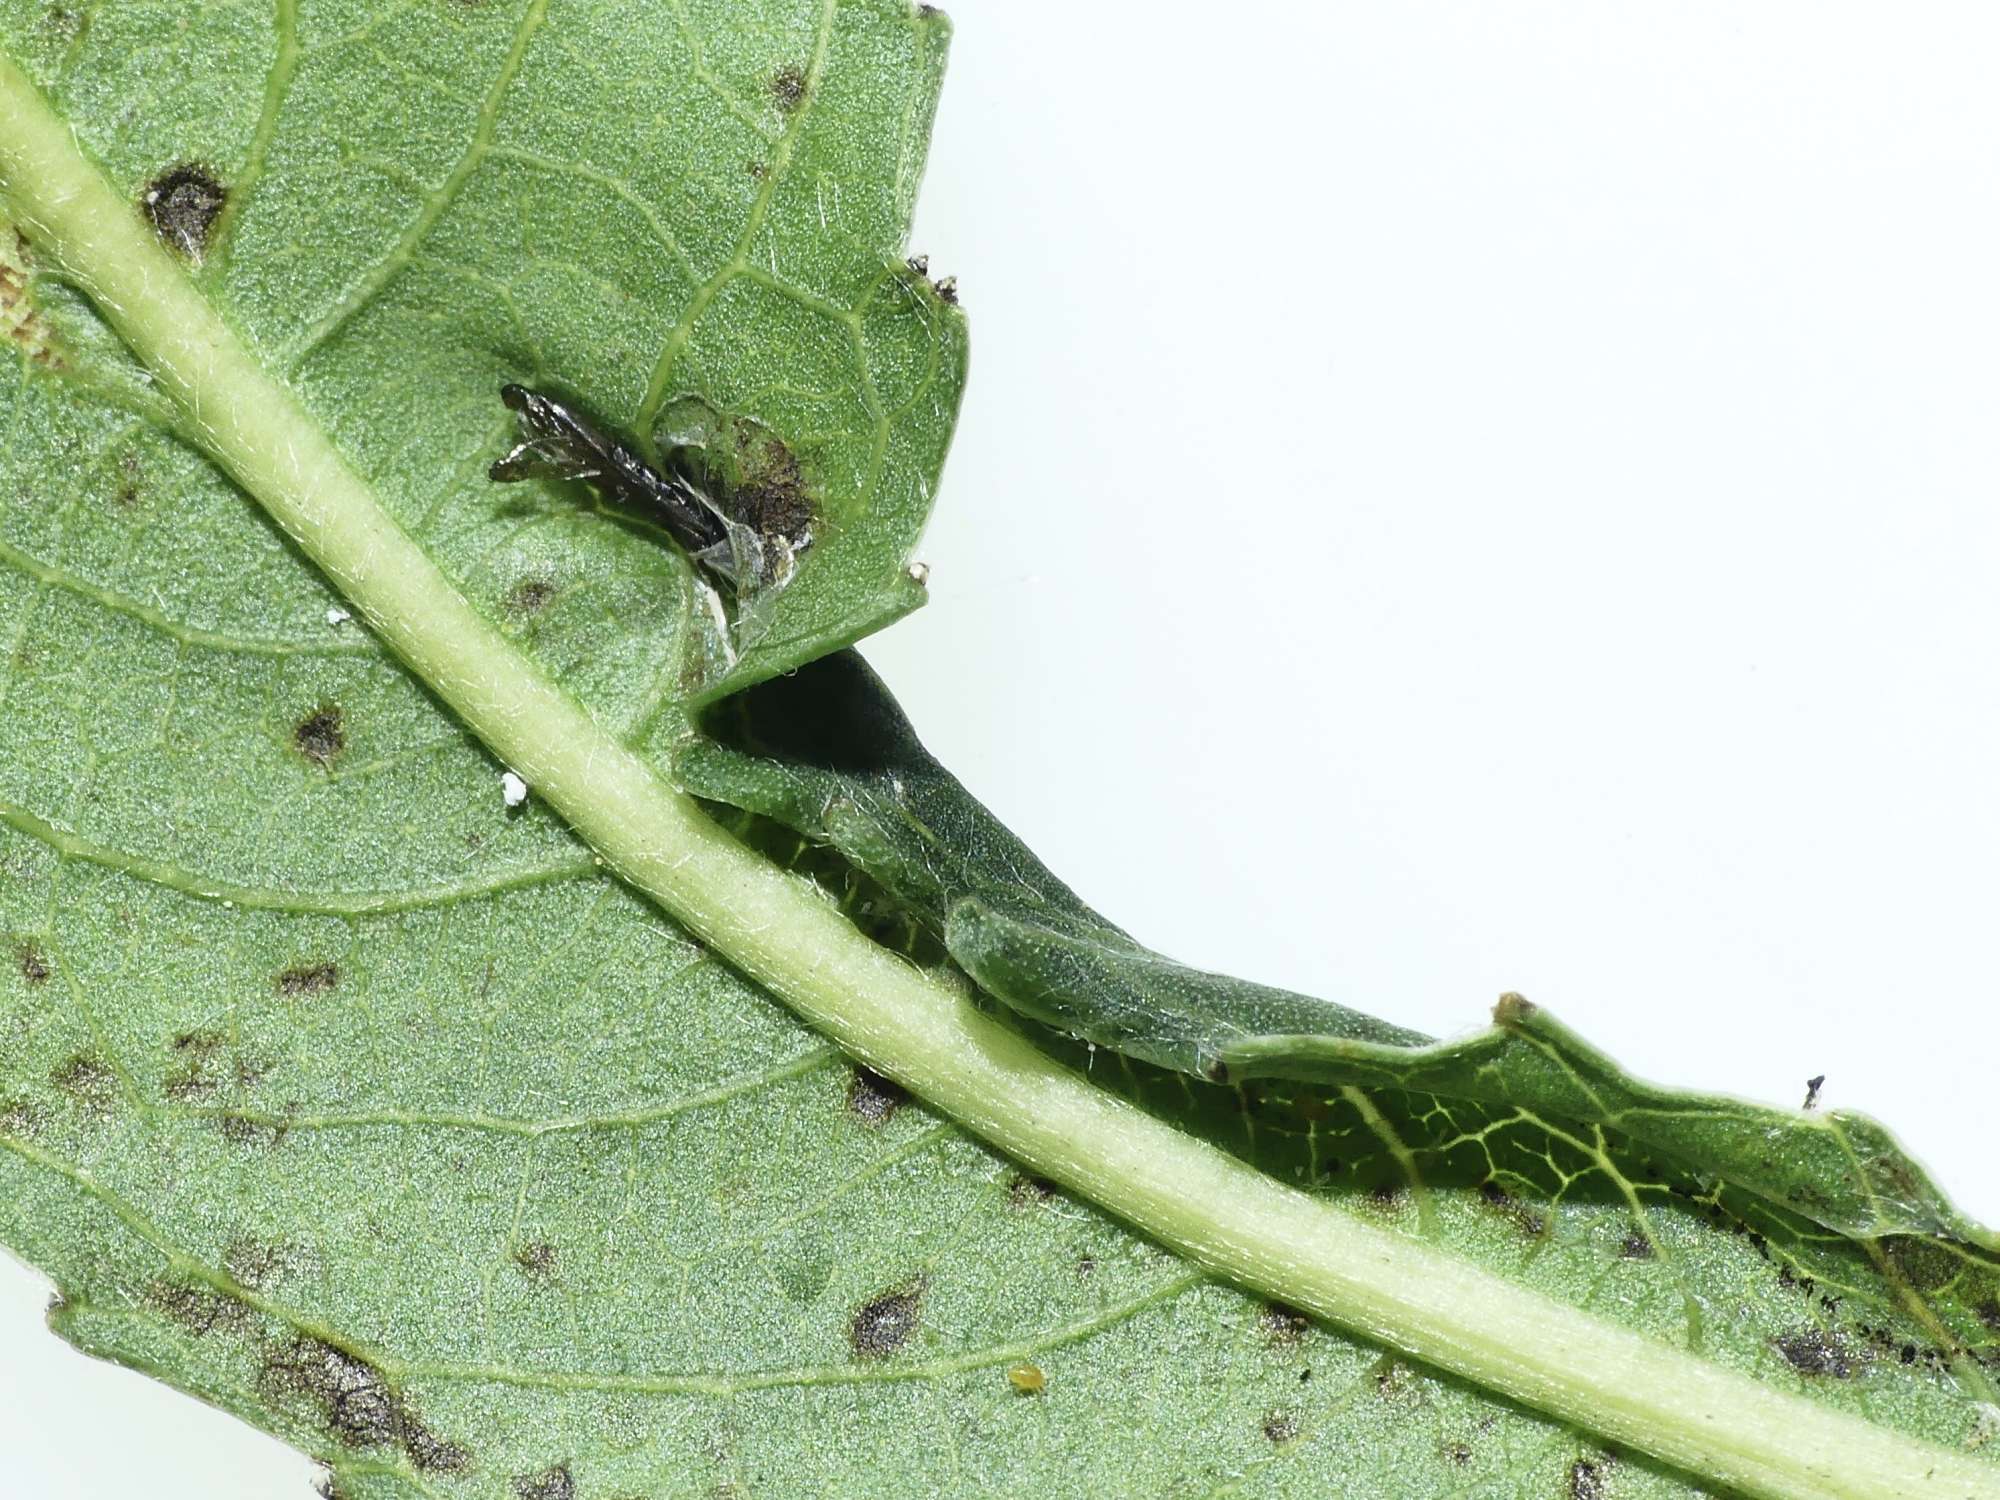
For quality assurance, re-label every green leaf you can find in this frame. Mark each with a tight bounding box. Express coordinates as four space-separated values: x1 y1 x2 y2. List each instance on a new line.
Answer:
1 7 1997 1500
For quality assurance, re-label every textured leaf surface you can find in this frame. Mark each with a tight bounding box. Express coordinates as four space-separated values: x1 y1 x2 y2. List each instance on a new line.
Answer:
1 5 1998 1500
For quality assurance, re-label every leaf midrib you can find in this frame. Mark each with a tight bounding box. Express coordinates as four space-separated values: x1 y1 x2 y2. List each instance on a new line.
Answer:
0 46 1991 1500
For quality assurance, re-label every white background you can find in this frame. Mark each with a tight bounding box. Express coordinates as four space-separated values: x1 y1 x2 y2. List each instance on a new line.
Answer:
8 4 1999 1493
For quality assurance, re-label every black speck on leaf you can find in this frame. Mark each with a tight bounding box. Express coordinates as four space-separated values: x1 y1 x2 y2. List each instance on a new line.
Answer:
513 1464 576 1500
140 163 226 262
845 1066 905 1126
850 1279 925 1358
770 64 808 113
277 961 340 998
16 942 49 984
1773 1328 1867 1379
51 1053 114 1108
293 704 345 767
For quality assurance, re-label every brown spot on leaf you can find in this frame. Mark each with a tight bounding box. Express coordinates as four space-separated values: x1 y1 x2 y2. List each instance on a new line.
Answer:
140 163 227 263
515 1241 558 1279
1261 1411 1299 1444
845 1066 904 1127
1258 1302 1309 1346
1570 1457 1610 1500
16 942 49 984
293 704 345 767
164 1029 227 1101
1618 1232 1655 1261
1477 1179 1547 1238
51 1053 115 1109
262 1337 466 1472
1365 1180 1406 1211
0 1099 40 1137
1442 1440 1472 1466
1007 1174 1056 1209
217 1111 288 1149
277 961 340 998
513 1464 576 1500
506 575 556 614
850 1278 926 1358
147 1279 251 1338
224 1237 287 1291
769 65 808 113
1773 1328 1867 1379
725 418 814 545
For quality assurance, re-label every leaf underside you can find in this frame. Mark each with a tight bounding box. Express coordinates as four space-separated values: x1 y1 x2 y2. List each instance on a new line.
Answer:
0 4 1995 1500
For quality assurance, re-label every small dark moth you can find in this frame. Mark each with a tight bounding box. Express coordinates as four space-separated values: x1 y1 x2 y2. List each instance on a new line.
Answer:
490 385 799 600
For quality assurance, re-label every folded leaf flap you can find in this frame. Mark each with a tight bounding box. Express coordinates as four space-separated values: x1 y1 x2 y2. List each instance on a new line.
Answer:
683 651 1997 1252
1223 1000 1999 1250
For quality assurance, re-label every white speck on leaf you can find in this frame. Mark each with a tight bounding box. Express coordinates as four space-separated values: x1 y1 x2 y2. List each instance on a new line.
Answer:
501 771 528 809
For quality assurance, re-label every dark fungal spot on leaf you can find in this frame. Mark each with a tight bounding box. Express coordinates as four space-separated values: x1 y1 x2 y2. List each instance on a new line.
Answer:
277 961 340 998
725 419 814 544
1477 1179 1547 1238
113 449 143 506
147 1278 251 1338
513 1464 576 1500
850 1277 926 1358
262 1337 398 1448
293 704 346 767
1569 1457 1610 1500
217 1110 288 1149
515 1241 558 1279
1258 1302 1309 1346
224 1237 287 1291
769 64 808 113
140 163 226 263
16 942 49 984
51 1053 115 1109
845 1065 905 1126
1773 1328 1867 1379
1442 1440 1472 1466
1364 1180 1406 1212
401 1419 472 1476
0 1099 40 1137
1619 1231 1655 1261
506 575 557 614
1261 1411 1299 1444
164 1029 227 1101
1007 1174 1057 1209
1372 1357 1419 1404
262 1337 467 1473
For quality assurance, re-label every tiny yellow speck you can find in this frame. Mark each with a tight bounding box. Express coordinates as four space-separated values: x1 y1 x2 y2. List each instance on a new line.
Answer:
1007 1363 1046 1395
